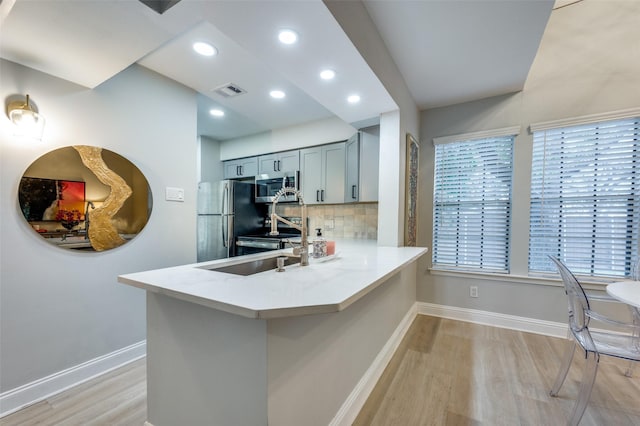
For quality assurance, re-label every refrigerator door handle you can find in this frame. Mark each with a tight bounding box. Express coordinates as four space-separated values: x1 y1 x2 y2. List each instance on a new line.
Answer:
221 182 229 215
222 215 227 248
221 183 229 248
226 215 234 257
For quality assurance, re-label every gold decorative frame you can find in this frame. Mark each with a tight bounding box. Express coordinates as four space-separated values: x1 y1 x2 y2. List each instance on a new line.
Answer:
405 133 419 246
18 145 151 252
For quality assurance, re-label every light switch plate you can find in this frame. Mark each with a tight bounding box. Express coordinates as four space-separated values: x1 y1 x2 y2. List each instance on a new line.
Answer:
165 187 185 202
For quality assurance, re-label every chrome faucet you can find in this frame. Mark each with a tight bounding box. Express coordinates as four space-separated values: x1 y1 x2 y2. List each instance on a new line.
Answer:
270 188 308 266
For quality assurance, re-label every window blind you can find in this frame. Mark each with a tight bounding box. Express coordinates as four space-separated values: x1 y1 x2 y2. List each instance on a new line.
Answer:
433 136 514 272
529 117 640 277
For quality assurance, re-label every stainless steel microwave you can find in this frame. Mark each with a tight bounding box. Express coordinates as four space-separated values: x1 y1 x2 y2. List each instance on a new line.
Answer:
255 171 299 203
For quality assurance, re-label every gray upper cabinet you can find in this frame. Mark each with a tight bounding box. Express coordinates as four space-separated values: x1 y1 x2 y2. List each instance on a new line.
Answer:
345 134 360 202
345 127 380 202
300 142 346 204
223 157 258 179
323 143 346 204
300 148 322 203
358 126 380 202
258 150 300 175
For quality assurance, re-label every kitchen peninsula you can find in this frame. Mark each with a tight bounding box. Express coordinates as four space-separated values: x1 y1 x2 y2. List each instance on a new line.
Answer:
119 241 428 426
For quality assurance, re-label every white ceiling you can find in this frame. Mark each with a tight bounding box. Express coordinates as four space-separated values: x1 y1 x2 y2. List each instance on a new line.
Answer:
0 0 553 141
363 0 553 109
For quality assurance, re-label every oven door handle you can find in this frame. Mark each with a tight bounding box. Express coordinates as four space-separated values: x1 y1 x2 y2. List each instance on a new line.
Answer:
236 240 281 250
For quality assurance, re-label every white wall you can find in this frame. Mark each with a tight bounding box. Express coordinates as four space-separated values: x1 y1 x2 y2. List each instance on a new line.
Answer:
417 0 640 322
198 135 222 183
219 116 356 161
377 110 401 246
0 60 198 400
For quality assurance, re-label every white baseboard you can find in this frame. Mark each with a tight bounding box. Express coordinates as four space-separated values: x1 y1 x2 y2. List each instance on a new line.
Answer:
417 302 569 338
330 303 418 426
0 340 146 418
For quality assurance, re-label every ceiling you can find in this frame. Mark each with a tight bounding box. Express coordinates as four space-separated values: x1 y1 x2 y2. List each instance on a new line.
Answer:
0 0 553 142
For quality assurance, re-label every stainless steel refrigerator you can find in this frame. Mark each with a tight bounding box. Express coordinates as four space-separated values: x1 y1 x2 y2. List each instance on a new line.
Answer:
197 180 267 262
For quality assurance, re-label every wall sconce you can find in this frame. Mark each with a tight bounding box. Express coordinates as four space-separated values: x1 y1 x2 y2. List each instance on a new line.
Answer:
6 94 45 139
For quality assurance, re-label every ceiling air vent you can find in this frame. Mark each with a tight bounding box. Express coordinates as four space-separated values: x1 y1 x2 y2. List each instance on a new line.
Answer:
213 83 247 98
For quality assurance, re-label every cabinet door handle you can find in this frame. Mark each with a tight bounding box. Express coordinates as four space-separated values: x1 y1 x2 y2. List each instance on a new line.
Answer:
321 189 325 202
316 190 320 202
352 185 357 199
277 160 281 171
236 165 240 176
240 165 243 176
273 160 277 172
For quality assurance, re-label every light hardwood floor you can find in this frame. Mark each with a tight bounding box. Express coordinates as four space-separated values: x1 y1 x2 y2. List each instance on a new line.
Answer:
354 315 640 426
1 359 146 426
2 315 639 425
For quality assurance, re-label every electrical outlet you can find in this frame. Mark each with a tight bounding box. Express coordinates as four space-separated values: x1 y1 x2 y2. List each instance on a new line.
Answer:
470 286 478 298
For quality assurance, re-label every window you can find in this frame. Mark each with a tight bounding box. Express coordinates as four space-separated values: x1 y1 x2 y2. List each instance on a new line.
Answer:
529 117 640 278
432 134 514 272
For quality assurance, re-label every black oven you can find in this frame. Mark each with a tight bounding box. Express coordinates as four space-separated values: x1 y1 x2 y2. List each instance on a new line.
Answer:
235 233 301 256
255 171 299 203
235 216 305 256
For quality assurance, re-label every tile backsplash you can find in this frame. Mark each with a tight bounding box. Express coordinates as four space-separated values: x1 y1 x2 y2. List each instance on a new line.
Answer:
278 203 378 240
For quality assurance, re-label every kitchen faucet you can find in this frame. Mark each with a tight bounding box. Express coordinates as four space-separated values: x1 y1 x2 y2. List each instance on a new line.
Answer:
270 187 308 266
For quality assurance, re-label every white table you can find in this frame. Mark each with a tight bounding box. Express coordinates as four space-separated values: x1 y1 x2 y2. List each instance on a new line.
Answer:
607 281 640 377
607 281 640 309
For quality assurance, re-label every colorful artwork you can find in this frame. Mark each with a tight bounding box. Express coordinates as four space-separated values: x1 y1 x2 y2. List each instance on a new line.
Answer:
18 177 85 222
405 134 419 246
57 180 85 217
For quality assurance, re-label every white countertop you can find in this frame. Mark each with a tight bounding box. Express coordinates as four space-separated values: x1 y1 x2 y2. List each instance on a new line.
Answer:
118 240 428 319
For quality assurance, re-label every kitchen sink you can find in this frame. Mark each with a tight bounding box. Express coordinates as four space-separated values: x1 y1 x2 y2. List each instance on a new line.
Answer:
206 255 300 276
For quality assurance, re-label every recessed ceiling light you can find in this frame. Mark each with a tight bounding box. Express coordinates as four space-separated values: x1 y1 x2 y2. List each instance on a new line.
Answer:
347 94 361 104
193 42 217 57
270 90 286 99
278 29 298 45
320 69 336 80
209 109 225 117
